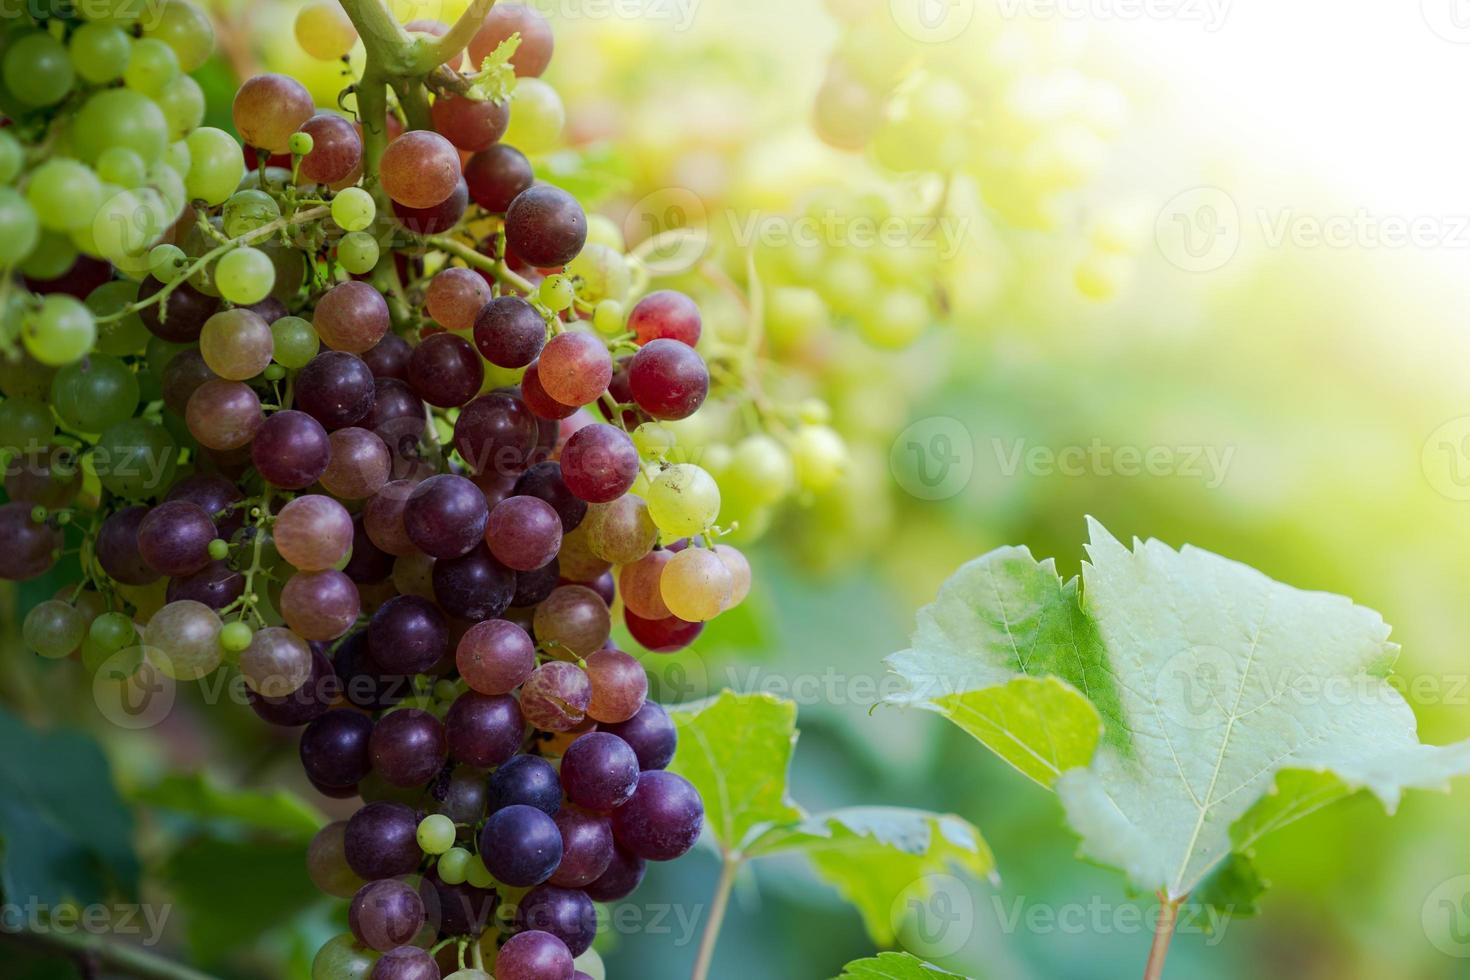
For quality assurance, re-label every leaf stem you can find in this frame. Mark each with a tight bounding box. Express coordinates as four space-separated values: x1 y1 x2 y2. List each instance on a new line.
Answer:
1143 891 1182 980
0 928 219 980
691 852 740 980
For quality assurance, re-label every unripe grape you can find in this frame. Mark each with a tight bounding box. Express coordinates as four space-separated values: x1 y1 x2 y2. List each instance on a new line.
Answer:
143 599 222 680
790 425 847 492
271 316 319 368
715 544 751 608
417 814 456 855
646 464 720 537
200 308 274 379
338 232 379 274
502 78 564 153
659 546 731 622
240 625 313 697
215 247 276 306
23 296 96 367
185 128 246 206
295 1 358 60
123 37 180 97
24 600 87 659
331 187 376 231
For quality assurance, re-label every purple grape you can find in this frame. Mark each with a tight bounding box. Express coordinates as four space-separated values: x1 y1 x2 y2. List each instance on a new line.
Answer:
165 473 245 538
249 647 339 726
583 845 644 902
586 571 615 607
505 185 587 268
344 802 423 880
243 295 288 324
403 474 489 559
559 424 638 503
419 872 496 938
560 733 639 813
429 766 488 827
480 804 563 887
511 557 560 607
366 377 427 429
496 929 573 980
512 461 586 531
252 409 331 489
515 885 596 956
628 338 709 420
611 770 703 861
393 176 468 236
602 702 677 771
407 332 482 408
96 505 159 585
485 495 562 571
350 878 426 952
464 144 534 213
473 296 546 369
370 708 448 787
295 351 377 430
300 708 374 789
362 334 412 380
548 810 614 888
336 629 411 710
453 391 538 478
166 560 245 609
370 946 440 980
445 692 524 768
138 274 219 343
344 512 395 584
369 594 449 675
432 544 516 621
487 754 561 815
137 499 216 577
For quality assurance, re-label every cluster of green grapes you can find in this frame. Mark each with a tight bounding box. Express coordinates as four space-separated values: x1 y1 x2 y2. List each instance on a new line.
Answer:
0 2 772 977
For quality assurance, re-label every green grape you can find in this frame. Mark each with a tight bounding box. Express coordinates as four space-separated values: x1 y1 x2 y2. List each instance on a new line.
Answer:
566 244 631 304
311 934 378 980
215 247 275 305
86 280 150 356
72 88 170 166
20 232 77 281
70 21 131 84
91 188 170 272
586 213 624 251
26 159 103 233
0 396 54 452
144 599 222 681
632 421 675 460
573 949 606 980
156 74 205 139
218 620 253 654
336 231 378 274
149 243 187 283
165 139 191 179
148 163 187 217
207 538 229 561
858 288 928 349
270 316 319 368
96 146 148 189
0 131 22 184
330 187 375 232
222 189 280 238
437 846 471 885
4 32 73 107
417 814 456 854
95 417 178 498
141 0 216 73
123 37 179 97
790 425 847 492
503 78 565 153
660 545 732 621
183 128 244 206
0 188 38 265
288 132 314 156
592 298 624 336
539 273 575 312
51 354 140 432
23 296 96 367
89 611 136 654
465 856 493 889
727 433 794 506
647 463 721 537
80 0 141 26
765 286 828 352
24 600 86 659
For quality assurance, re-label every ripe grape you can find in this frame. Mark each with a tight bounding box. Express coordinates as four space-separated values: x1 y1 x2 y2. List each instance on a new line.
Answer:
487 754 562 815
143 599 222 680
362 334 412 380
485 495 563 571
610 770 704 861
308 821 365 899
456 619 536 695
494 930 574 980
624 608 703 653
453 392 538 476
5 448 81 509
511 557 560 607
533 586 610 659
322 427 392 499
469 4 554 76
380 131 460 209
473 295 545 368
537 332 611 408
275 494 354 571
344 802 423 880
370 946 438 980
560 424 639 504
479 804 562 887
252 410 331 489
463 145 534 213
369 707 447 787
344 513 395 585
549 810 614 889
425 267 491 332
404 474 489 558
660 546 732 622
297 351 377 429
240 625 314 697
505 185 586 268
520 359 579 420
584 495 657 564
391 178 467 235
186 379 264 450
301 709 375 790
200 308 274 379
406 332 483 408
315 281 390 353
555 524 611 584
515 886 597 957
585 649 648 724
233 73 315 153
299 113 363 184
363 481 420 556
520 661 591 732
368 594 448 675
137 500 216 577
602 702 676 770
349 879 425 953
166 474 245 537
560 733 639 813
312 934 379 980
167 560 244 611
432 544 516 621
430 94 509 152
97 507 159 585
139 275 220 343
628 338 709 420
282 570 361 640
584 845 645 902
628 290 702 346
161 349 217 416
445 691 523 768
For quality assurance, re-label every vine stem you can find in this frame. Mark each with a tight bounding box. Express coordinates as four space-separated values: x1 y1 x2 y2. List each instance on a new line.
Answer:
1 928 218 980
691 853 740 980
424 233 538 294
1143 891 1182 980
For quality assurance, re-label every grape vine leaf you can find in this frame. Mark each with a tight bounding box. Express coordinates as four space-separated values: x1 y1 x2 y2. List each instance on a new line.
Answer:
835 951 968 979
466 35 521 104
0 707 139 906
886 518 1470 904
669 692 994 947
131 772 325 841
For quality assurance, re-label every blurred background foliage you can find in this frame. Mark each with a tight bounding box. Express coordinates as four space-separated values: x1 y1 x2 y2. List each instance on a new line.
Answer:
5 0 1470 978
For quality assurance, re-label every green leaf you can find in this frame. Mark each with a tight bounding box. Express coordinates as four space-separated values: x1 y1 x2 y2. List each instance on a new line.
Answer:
750 807 995 946
132 772 325 841
534 147 632 209
889 517 1470 901
834 951 968 979
0 707 139 906
1192 851 1266 924
465 35 521 104
667 690 802 853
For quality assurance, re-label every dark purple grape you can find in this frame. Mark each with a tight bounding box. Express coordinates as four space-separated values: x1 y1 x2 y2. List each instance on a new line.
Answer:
336 629 411 710
345 513 395 584
369 945 440 980
559 733 639 813
511 556 560 607
628 339 709 420
393 177 468 235
407 332 483 409
484 495 561 571
624 609 703 653
473 296 545 369
431 544 516 621
350 878 426 952
160 349 217 416
252 409 331 489
549 810 614 888
586 571 615 607
504 185 587 268
367 378 427 429
487 754 561 815
495 930 572 980
516 885 596 957
520 359 578 420
96 505 159 585
0 502 60 581
138 274 219 343
300 708 374 789
583 845 644 902
480 804 562 887
403 474 489 559
249 647 339 726
166 559 245 609
464 144 534 213
512 462 586 531
136 499 216 576
369 594 448 674
453 392 537 477
362 334 413 380
611 770 703 861
419 872 496 937
296 351 377 429
559 424 639 503
370 708 448 787
602 702 676 771
445 692 524 768
165 473 245 538
344 802 423 880
429 766 488 828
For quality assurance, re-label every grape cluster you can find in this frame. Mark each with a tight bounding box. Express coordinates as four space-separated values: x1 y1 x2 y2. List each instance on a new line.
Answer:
0 3 749 977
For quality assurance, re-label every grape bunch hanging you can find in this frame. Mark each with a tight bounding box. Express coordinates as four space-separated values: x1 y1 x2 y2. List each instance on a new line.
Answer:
0 1 749 976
